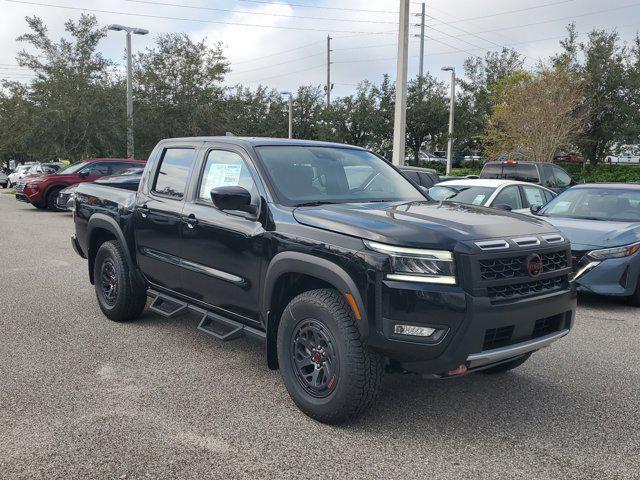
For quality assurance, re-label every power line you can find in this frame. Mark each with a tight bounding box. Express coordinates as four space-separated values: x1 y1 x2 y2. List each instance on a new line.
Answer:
232 40 325 66
3 0 394 34
230 52 324 76
427 0 576 25
236 0 400 15
240 63 324 84
124 0 399 25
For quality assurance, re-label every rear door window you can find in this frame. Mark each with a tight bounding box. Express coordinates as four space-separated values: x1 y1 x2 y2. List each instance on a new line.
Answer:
541 164 557 188
492 186 523 210
152 148 197 199
522 185 547 208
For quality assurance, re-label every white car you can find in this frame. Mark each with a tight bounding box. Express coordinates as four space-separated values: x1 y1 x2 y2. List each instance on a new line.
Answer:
427 179 556 213
7 164 35 188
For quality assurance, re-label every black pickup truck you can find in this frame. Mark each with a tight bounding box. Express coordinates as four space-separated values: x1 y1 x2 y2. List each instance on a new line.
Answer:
72 137 576 424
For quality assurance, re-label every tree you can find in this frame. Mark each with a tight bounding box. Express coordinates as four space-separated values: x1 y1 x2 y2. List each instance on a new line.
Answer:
133 33 230 157
223 85 287 138
483 67 586 163
405 74 448 162
455 49 524 156
4 14 122 161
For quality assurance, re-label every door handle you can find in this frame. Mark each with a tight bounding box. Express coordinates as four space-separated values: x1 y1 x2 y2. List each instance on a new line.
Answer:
183 214 198 229
138 204 149 218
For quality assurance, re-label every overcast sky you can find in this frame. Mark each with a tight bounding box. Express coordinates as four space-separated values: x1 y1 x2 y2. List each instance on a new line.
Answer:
1 0 639 97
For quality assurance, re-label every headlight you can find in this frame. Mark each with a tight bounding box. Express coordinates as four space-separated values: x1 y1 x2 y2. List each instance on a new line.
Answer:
587 242 640 261
364 240 456 285
25 183 39 190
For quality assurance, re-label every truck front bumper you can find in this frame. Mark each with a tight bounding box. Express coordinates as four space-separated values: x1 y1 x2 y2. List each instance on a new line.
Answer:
366 280 576 375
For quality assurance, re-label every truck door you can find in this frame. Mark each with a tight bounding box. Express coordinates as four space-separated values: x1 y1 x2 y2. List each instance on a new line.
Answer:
134 147 198 292
179 145 265 326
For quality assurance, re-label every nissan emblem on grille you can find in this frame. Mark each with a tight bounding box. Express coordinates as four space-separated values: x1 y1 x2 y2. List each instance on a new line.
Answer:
524 254 543 277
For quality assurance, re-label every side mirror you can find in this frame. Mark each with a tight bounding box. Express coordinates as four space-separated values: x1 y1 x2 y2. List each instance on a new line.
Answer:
211 186 254 214
78 171 89 178
530 204 542 214
494 204 513 211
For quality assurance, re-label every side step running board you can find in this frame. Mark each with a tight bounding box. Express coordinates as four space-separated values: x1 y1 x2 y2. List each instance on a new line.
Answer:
198 312 245 341
149 292 188 318
147 289 266 342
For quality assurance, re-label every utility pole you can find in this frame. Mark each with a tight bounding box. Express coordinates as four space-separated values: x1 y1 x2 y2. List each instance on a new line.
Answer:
442 66 456 175
392 0 410 166
108 24 149 159
417 3 426 78
325 35 333 107
280 91 293 139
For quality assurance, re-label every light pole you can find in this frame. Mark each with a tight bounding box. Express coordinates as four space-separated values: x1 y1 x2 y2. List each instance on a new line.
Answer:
280 91 293 139
108 24 149 159
442 66 456 175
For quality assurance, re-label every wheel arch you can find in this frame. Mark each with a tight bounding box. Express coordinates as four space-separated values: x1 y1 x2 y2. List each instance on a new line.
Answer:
262 251 369 370
87 214 138 286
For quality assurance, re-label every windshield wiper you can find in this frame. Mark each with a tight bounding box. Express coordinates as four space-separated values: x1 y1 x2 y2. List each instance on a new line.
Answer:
295 201 337 207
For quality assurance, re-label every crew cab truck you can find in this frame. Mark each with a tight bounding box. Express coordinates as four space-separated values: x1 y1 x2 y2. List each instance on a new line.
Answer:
72 137 576 424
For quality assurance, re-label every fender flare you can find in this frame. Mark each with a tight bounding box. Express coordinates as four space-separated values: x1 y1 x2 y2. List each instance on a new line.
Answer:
87 213 140 284
262 251 369 369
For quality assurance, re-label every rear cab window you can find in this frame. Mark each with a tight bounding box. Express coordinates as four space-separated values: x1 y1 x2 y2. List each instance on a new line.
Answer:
152 148 197 199
481 163 540 183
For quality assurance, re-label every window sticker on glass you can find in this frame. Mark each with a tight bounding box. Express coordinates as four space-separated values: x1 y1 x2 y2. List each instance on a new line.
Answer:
472 194 486 205
203 163 242 193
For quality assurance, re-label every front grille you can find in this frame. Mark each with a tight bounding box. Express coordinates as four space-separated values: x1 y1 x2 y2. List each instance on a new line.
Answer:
532 314 562 338
483 326 515 350
479 250 568 280
571 250 589 273
15 182 25 193
488 276 568 300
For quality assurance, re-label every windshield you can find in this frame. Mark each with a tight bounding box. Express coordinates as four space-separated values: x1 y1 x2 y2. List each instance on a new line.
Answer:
119 167 144 176
428 184 496 206
541 188 640 222
255 146 424 206
57 161 89 175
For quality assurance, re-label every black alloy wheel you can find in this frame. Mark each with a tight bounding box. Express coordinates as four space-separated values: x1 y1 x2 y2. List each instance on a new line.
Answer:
290 319 339 398
99 258 118 306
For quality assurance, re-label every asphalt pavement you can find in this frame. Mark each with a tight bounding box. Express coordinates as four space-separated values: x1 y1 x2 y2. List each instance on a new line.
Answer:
1 193 639 479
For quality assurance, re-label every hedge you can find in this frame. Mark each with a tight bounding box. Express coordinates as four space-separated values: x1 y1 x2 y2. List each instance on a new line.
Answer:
408 160 640 183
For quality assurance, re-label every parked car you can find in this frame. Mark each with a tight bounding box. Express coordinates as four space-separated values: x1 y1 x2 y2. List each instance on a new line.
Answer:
17 158 145 210
553 152 585 164
531 184 640 305
605 146 640 165
7 163 37 188
0 171 8 188
72 137 575 424
427 179 556 213
480 160 575 193
56 167 145 211
399 165 441 188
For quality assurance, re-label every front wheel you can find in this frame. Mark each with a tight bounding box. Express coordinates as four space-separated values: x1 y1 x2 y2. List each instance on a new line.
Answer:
94 240 147 322
277 289 383 424
46 187 64 211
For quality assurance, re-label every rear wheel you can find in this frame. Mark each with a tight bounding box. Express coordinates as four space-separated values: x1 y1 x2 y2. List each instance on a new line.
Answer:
277 288 383 424
480 353 531 374
94 240 147 322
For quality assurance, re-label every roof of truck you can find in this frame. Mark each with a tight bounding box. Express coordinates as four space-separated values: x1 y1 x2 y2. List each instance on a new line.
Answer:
160 136 365 150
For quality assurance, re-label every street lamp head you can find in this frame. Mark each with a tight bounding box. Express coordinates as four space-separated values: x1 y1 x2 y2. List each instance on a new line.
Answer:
280 91 292 96
108 24 149 35
441 66 455 72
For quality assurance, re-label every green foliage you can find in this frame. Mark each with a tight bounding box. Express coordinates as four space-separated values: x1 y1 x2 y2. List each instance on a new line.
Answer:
556 163 640 183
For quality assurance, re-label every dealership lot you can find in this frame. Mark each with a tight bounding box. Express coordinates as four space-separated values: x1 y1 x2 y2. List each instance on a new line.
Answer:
1 194 639 479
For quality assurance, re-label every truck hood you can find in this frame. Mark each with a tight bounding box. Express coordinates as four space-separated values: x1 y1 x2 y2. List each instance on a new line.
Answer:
293 201 558 248
537 216 640 250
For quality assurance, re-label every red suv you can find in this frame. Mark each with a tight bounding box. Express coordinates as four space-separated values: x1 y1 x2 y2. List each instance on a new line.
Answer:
16 158 146 210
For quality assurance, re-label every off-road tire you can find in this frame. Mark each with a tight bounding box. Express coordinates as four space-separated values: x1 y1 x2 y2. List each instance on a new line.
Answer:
480 353 532 374
46 187 64 211
277 288 383 424
94 240 147 322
